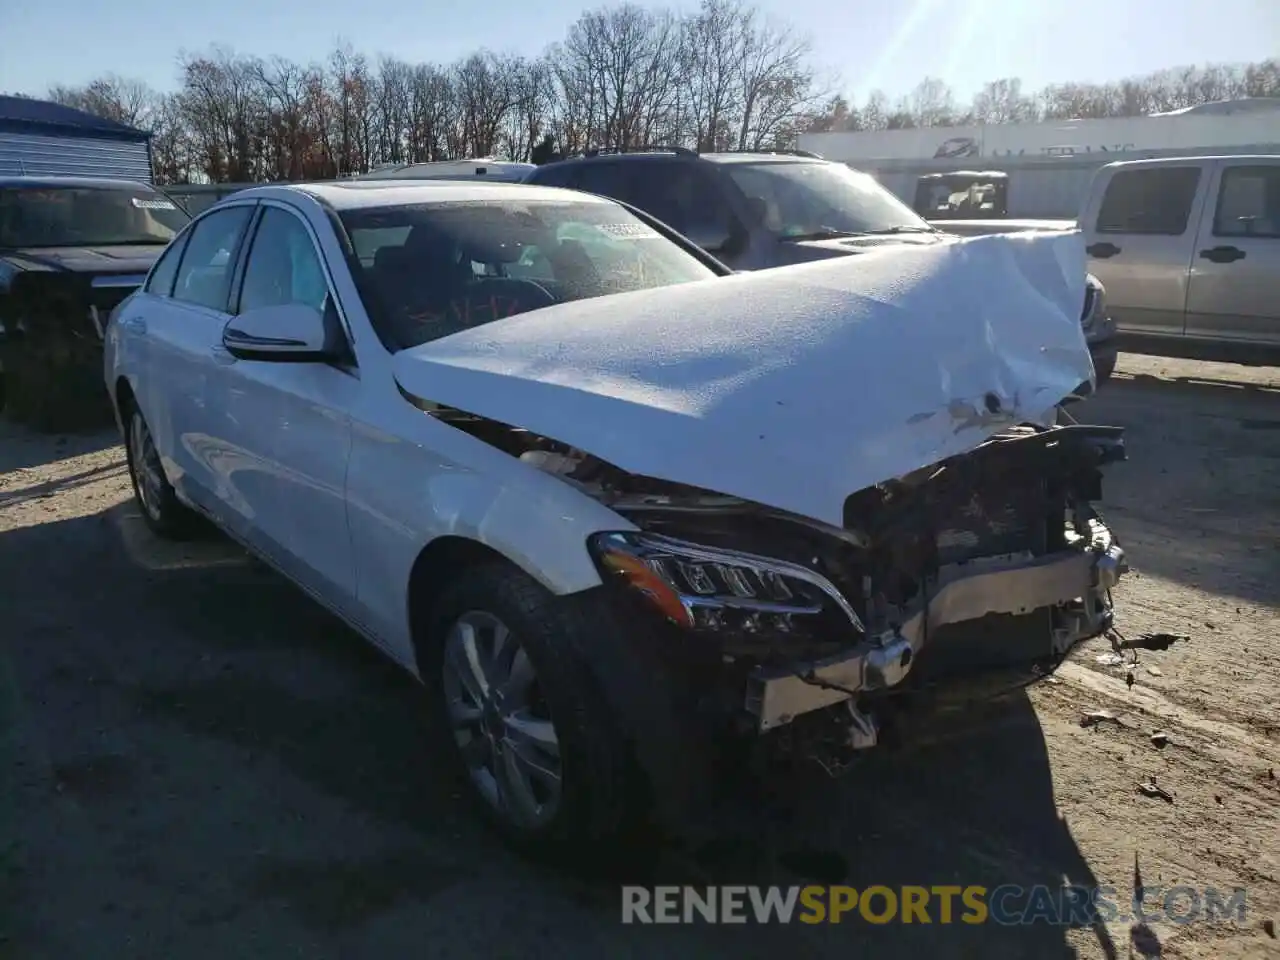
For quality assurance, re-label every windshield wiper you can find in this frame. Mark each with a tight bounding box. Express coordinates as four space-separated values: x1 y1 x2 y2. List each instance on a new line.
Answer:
779 228 867 242
862 225 938 235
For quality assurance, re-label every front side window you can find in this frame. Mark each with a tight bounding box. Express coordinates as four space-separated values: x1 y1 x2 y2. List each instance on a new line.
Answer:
341 199 717 350
723 161 932 240
239 207 329 314
0 186 190 248
1095 167 1201 236
622 162 737 239
173 205 254 312
1214 165 1280 239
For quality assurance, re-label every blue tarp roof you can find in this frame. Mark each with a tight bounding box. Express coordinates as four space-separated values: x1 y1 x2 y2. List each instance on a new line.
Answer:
0 95 150 141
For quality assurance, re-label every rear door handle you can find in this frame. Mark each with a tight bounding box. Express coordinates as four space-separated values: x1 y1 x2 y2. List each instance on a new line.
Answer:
1086 242 1121 259
1199 245 1246 264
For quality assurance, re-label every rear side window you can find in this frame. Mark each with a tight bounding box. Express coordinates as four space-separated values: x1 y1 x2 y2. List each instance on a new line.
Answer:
1095 167 1201 235
1214 165 1280 239
173 205 254 311
144 232 190 297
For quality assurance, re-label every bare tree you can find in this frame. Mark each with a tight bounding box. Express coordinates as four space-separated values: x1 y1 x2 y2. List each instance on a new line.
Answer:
39 25 1280 185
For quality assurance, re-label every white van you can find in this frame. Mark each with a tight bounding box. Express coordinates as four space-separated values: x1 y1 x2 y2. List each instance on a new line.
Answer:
353 159 535 183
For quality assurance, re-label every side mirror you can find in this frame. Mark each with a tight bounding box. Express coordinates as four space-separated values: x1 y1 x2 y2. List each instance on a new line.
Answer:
222 303 342 363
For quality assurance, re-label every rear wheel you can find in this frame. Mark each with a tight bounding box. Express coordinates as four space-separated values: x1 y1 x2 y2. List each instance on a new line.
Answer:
124 405 199 539
424 564 640 858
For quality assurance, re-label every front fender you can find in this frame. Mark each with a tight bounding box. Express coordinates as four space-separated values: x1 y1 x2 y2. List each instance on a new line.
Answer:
345 414 640 661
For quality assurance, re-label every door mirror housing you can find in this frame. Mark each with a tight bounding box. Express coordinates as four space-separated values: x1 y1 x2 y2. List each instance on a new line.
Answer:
222 303 343 363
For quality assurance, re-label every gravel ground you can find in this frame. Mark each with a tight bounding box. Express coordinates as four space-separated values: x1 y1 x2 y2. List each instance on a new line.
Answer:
1 353 1277 960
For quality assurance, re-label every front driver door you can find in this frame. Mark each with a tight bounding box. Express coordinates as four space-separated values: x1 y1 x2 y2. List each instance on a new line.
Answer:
213 201 360 611
144 202 256 516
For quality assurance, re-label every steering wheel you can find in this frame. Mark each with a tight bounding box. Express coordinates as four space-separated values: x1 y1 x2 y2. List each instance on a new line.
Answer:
448 277 558 330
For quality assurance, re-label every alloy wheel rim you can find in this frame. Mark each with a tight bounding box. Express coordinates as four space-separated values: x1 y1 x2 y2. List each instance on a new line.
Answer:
130 414 165 521
441 610 563 829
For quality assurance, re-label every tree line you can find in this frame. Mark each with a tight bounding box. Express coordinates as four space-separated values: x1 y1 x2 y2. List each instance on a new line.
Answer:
20 0 1280 185
807 60 1280 133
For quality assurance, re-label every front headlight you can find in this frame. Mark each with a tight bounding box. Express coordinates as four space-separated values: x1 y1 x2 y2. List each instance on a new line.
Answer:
589 531 865 635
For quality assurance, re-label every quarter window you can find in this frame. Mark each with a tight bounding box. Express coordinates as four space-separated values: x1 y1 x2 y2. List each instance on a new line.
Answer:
144 232 190 297
1095 167 1201 236
1213 166 1280 239
173 206 254 311
239 207 330 314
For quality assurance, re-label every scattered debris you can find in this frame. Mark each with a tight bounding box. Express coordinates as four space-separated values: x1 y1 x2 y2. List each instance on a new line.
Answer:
1269 768 1276 781
1150 732 1170 749
1214 794 1223 806
1263 918 1276 939
1204 621 1216 630
1097 652 1127 667
1138 780 1174 803
1081 709 1121 729
1147 666 1163 677
1118 632 1188 652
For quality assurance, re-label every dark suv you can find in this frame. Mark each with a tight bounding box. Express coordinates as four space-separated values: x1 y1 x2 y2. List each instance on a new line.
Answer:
525 146 1117 383
524 146 948 271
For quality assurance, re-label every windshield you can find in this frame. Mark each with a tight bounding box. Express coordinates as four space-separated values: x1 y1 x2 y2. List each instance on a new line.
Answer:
724 161 931 239
341 199 718 350
0 186 190 248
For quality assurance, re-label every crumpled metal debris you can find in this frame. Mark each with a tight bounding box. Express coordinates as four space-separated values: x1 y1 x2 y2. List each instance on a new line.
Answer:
1081 709 1121 728
1118 632 1188 652
1137 779 1174 803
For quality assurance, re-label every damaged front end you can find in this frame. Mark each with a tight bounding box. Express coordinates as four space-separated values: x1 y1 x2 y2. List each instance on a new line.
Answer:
438 406 1128 776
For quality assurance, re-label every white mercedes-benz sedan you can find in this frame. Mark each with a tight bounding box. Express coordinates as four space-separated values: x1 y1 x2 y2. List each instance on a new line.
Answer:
105 180 1128 855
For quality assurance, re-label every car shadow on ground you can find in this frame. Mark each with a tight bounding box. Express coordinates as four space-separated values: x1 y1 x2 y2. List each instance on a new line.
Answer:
0 422 119 475
1 504 1128 958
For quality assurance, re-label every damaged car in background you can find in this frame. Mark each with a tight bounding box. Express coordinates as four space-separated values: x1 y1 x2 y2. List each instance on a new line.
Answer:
0 176 190 429
104 181 1128 855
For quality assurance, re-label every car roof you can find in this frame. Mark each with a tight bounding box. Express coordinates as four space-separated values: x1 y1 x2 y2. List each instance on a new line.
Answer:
232 179 609 211
537 151 825 170
699 153 822 165
0 176 162 191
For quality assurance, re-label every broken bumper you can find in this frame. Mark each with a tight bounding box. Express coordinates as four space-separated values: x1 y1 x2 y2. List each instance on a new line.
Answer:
745 521 1126 731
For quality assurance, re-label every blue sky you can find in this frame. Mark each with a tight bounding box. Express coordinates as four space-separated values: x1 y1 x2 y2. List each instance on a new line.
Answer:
2 0 1276 104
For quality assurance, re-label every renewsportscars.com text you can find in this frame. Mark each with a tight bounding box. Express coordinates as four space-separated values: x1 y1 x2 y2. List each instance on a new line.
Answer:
621 885 1248 925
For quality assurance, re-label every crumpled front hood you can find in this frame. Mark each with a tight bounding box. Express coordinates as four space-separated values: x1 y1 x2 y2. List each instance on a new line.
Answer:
774 230 949 266
393 231 1094 528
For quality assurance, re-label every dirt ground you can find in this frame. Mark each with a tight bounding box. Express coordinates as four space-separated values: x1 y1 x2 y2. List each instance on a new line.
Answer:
1 353 1277 959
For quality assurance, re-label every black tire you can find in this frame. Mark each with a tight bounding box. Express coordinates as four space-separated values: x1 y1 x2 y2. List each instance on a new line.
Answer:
423 563 641 859
122 403 201 540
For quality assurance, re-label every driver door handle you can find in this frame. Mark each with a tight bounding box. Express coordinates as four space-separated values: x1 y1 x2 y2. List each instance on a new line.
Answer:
1199 245 1246 264
1086 242 1121 259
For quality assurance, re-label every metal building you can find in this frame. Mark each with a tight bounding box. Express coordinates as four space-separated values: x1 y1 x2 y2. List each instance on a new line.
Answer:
801 99 1280 218
0 96 153 182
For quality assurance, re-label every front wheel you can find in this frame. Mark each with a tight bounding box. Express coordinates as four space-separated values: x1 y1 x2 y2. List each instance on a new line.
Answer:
425 564 640 857
124 406 200 539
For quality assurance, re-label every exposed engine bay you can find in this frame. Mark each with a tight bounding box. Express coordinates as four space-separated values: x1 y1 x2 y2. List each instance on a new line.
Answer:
432 403 1129 775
